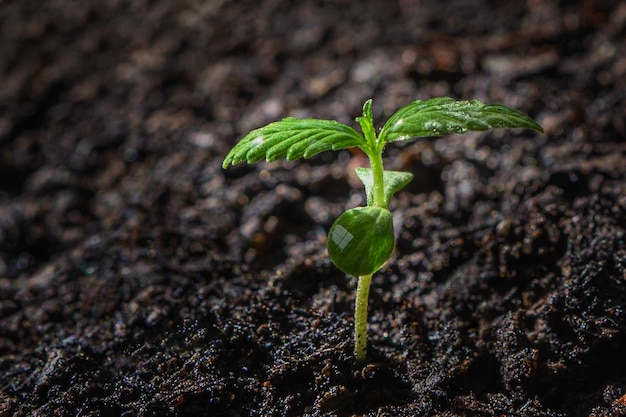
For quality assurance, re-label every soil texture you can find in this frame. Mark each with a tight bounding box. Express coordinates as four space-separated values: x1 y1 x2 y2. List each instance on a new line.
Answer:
1 1 625 416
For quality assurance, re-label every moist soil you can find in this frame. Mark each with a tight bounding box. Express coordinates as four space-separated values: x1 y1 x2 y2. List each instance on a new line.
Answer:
1 1 625 416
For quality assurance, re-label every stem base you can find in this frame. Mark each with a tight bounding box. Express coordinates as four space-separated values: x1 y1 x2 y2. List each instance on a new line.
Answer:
354 274 372 364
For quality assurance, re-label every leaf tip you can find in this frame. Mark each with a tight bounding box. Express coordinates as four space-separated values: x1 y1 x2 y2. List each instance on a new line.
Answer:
362 99 373 117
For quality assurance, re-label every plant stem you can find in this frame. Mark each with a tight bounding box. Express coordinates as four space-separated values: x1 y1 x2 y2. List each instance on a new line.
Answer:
354 107 384 365
368 148 386 208
354 273 372 365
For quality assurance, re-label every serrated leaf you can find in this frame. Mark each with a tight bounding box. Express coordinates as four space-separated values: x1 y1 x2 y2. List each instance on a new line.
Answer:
327 206 394 276
379 97 543 143
355 168 413 207
222 117 364 168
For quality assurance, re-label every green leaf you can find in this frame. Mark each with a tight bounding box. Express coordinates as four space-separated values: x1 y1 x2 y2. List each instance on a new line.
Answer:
356 99 374 138
327 206 394 276
379 97 543 143
222 118 365 168
359 99 373 123
355 168 413 207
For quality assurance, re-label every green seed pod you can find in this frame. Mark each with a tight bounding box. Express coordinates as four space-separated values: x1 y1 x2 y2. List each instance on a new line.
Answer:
327 206 394 276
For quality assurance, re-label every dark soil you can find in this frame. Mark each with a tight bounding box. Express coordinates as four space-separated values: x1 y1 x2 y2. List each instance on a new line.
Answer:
1 1 625 416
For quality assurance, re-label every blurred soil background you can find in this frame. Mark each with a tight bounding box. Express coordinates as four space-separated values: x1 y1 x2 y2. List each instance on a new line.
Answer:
0 0 625 416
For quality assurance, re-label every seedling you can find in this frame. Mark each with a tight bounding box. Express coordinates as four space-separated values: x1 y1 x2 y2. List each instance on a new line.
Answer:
223 97 542 364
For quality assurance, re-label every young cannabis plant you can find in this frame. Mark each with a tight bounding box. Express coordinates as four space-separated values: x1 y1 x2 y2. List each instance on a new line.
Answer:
223 97 543 364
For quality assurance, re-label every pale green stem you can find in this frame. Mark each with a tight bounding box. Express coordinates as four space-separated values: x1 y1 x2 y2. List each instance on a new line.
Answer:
354 273 372 364
368 148 386 209
354 119 385 365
